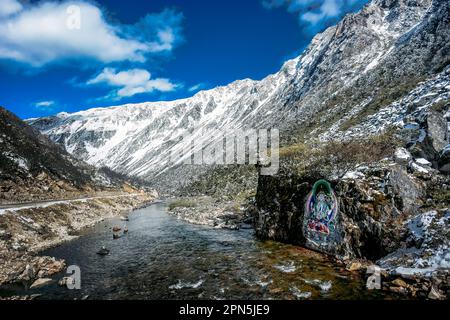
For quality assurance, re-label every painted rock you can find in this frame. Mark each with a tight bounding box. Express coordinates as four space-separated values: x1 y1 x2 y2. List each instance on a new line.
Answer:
303 180 341 255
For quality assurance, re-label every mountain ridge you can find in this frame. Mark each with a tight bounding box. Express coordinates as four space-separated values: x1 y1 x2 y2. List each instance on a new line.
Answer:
28 0 449 190
0 106 144 204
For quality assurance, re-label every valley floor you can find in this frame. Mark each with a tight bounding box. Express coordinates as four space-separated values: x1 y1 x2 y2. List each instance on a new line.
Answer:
1 192 448 300
0 202 399 300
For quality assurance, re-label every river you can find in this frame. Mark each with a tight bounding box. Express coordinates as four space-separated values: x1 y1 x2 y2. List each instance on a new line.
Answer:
3 202 394 300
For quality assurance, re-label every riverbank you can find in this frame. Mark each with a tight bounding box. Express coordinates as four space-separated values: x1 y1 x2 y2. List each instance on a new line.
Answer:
0 191 158 288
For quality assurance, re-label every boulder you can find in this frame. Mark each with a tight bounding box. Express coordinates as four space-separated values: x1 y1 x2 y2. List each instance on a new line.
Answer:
408 110 448 166
394 147 412 165
36 172 48 181
18 264 36 282
35 257 65 277
427 110 448 152
346 262 363 272
253 163 423 260
415 158 432 167
428 286 445 300
409 161 430 174
58 277 75 287
391 278 408 288
29 278 53 289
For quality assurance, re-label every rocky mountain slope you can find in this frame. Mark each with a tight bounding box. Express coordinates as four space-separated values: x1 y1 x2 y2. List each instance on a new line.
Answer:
0 107 141 204
29 0 449 192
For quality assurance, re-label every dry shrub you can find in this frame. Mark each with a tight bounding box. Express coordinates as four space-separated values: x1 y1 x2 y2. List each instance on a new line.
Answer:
284 132 399 179
168 199 197 210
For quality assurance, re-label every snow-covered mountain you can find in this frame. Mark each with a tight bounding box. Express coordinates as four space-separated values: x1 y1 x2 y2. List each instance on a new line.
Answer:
29 0 450 187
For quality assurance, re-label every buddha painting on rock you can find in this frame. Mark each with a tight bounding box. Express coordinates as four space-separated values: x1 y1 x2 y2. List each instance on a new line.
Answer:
304 180 339 242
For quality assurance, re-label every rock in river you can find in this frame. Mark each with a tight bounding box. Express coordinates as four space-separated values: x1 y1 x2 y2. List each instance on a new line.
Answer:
30 278 53 289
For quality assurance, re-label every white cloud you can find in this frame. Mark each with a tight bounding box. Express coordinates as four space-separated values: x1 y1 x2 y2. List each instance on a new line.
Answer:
124 8 184 54
301 0 340 23
34 100 56 109
148 29 175 52
87 68 178 100
0 0 22 17
0 1 183 66
262 0 363 28
188 83 207 92
321 0 340 16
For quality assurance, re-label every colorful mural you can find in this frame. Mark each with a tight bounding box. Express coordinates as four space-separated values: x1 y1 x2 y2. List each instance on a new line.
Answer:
303 180 339 247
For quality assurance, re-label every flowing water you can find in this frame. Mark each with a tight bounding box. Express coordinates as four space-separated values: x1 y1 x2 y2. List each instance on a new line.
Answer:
3 202 395 300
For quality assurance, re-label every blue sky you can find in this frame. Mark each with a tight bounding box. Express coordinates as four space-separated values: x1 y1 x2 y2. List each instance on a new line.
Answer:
0 0 368 119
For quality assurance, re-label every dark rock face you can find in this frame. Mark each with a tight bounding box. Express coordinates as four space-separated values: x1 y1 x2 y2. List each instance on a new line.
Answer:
253 164 424 260
302 180 342 256
254 173 313 246
439 145 450 173
0 107 92 185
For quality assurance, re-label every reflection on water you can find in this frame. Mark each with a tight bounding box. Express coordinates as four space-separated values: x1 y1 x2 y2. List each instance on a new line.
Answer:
4 202 394 300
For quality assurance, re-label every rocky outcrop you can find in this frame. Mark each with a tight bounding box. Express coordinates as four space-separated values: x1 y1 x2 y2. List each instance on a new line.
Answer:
378 208 449 261
377 208 450 299
405 109 449 168
426 111 449 153
253 163 428 260
252 137 449 298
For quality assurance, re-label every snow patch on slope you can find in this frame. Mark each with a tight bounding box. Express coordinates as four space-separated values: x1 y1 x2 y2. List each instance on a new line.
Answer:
378 210 450 277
